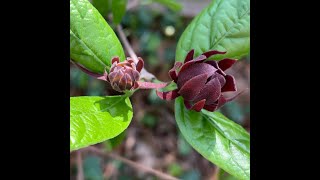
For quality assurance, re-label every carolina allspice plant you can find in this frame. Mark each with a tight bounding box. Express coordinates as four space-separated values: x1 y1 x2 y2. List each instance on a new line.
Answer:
75 49 242 111
70 0 250 179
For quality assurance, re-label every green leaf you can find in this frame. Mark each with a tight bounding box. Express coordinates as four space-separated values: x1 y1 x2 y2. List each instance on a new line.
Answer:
218 168 239 180
152 0 182 11
177 132 192 156
175 0 250 61
70 0 125 74
111 0 128 25
70 95 133 151
92 0 111 18
103 130 126 151
175 97 250 180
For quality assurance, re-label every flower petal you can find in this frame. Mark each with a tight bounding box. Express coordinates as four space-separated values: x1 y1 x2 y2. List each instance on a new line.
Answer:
169 62 183 82
112 83 122 92
178 73 208 101
203 104 218 112
215 89 246 109
215 73 226 87
119 73 127 90
125 74 133 89
156 89 179 100
109 71 124 85
184 99 206 112
218 58 237 71
216 95 228 109
175 62 183 68
221 75 237 92
124 68 139 82
193 77 221 104
179 55 207 73
205 60 219 69
110 63 116 72
208 73 226 87
133 81 139 90
184 49 195 63
108 72 117 83
112 56 120 64
205 61 226 76
190 99 206 112
131 70 140 81
136 57 144 72
97 70 108 81
126 57 134 64
110 64 120 73
217 69 226 76
177 63 217 88
202 50 226 59
184 100 192 109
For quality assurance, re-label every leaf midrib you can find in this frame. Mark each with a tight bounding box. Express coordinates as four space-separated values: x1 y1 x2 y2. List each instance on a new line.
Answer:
226 140 249 178
203 114 249 154
210 8 250 51
178 101 249 179
70 29 106 68
202 113 249 178
70 0 107 67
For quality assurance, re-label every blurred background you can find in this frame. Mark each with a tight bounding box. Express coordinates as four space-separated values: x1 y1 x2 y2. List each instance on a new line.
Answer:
70 0 250 179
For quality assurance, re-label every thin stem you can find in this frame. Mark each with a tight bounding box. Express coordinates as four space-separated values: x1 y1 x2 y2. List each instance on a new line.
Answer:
116 25 155 81
116 25 138 63
76 151 84 180
212 167 220 180
85 146 180 180
127 0 140 11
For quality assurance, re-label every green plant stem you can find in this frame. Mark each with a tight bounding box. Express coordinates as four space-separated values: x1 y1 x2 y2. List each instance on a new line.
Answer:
124 89 135 97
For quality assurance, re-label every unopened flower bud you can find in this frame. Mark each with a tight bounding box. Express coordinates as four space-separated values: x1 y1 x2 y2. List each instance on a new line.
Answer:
157 49 242 112
107 57 144 92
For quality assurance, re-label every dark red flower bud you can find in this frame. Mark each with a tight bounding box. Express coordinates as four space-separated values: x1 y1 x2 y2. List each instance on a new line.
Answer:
107 57 143 92
72 56 168 93
157 49 243 112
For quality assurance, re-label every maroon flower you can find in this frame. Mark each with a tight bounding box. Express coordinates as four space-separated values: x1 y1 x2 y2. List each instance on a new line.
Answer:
107 57 142 92
72 57 167 92
157 49 243 112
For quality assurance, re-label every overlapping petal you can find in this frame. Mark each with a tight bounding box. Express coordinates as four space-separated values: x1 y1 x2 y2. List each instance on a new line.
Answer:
156 49 241 112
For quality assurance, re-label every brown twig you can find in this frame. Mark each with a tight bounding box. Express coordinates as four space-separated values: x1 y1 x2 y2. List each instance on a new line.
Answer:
116 24 156 81
85 146 180 180
211 167 220 180
76 151 84 180
127 0 140 10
